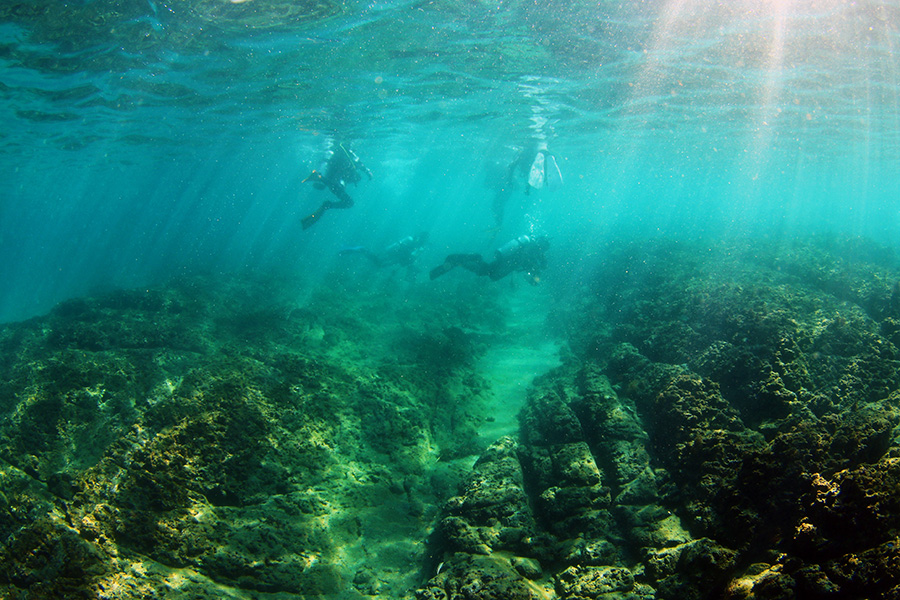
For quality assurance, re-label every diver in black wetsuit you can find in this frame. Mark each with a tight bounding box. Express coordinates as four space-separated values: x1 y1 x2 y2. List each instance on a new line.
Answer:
429 234 549 285
301 139 373 230
341 232 429 271
492 141 563 228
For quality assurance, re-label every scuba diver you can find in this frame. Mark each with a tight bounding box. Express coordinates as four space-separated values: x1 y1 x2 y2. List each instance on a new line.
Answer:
519 141 562 195
429 234 549 285
341 232 429 270
492 141 563 228
301 139 373 230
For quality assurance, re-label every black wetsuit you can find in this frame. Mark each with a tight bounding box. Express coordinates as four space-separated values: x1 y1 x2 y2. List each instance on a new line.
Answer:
302 143 372 229
430 235 548 283
492 143 559 227
347 234 429 269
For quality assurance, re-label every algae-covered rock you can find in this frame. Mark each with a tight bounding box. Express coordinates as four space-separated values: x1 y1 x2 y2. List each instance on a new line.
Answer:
9 237 900 600
417 553 549 600
418 237 900 600
441 437 538 556
800 458 900 556
511 555 543 579
0 274 498 598
724 562 796 600
0 513 108 599
649 538 737 600
555 564 635 597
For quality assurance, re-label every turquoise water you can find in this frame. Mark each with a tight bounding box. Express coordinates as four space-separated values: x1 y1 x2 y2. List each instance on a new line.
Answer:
5 4 900 598
2 0 900 322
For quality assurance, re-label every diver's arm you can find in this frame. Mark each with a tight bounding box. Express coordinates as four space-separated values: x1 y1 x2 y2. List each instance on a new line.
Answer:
359 158 374 180
548 153 563 185
346 146 374 180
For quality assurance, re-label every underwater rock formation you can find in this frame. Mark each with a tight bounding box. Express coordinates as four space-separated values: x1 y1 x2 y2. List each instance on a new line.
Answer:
418 362 734 600
5 236 900 599
0 273 501 598
418 237 900 600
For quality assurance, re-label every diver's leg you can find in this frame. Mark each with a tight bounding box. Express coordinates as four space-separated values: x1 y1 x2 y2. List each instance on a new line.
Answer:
431 254 468 279
453 254 491 277
302 183 355 230
301 201 331 230
326 183 355 209
430 255 457 280
431 254 491 280
492 188 511 228
488 263 512 280
362 249 383 267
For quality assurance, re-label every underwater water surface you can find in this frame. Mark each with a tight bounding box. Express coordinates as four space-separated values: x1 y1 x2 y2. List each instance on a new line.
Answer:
2 0 899 322
3 1 900 599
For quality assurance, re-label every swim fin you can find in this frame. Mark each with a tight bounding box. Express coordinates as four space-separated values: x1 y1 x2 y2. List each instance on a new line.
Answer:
302 170 323 184
302 210 324 230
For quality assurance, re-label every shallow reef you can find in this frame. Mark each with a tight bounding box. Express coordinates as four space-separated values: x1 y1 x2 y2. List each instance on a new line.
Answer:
5 236 900 599
417 236 900 600
0 272 503 599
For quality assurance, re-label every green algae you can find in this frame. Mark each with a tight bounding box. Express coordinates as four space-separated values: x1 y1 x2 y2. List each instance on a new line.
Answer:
419 236 900 600
0 272 504 599
6 236 900 599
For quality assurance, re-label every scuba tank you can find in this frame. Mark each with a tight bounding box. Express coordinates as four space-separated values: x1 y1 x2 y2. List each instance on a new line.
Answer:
496 235 532 259
527 152 546 190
